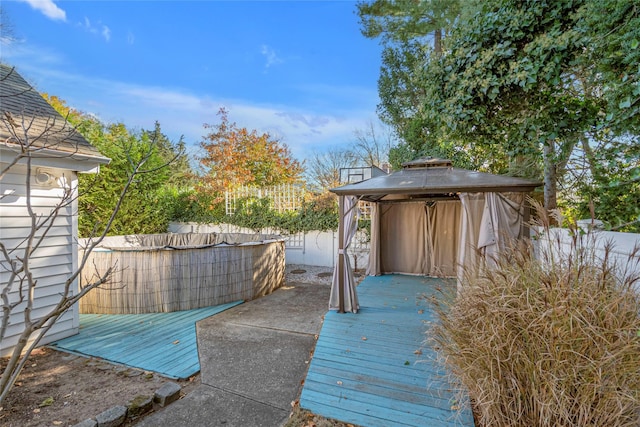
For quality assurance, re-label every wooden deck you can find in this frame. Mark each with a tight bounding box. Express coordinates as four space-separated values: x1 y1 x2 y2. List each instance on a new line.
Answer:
51 301 242 379
300 275 474 427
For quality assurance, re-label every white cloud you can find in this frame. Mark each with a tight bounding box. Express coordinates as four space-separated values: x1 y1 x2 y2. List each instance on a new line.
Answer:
127 31 135 45
260 45 283 69
2 59 378 161
78 17 111 42
102 25 111 42
19 0 66 22
0 40 66 68
275 112 331 130
103 84 375 160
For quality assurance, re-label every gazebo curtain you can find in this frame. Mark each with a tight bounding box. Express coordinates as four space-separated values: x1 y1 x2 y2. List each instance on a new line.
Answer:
340 191 529 312
329 195 360 313
367 200 461 277
457 193 486 289
477 192 526 265
367 193 527 283
366 202 381 276
457 192 526 288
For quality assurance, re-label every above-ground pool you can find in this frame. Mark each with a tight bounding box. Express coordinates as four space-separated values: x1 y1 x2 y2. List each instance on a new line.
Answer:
79 232 285 314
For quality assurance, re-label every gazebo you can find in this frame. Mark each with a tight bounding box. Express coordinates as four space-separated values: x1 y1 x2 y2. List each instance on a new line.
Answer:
329 158 542 313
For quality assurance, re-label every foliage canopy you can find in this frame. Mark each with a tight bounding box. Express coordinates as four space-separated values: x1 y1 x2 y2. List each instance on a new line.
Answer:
43 95 190 236
198 108 303 195
359 0 640 230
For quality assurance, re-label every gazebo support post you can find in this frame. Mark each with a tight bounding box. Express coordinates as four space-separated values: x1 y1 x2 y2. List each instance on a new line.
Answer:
337 196 345 313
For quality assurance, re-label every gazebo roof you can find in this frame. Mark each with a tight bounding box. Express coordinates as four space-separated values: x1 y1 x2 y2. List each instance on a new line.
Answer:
330 158 542 202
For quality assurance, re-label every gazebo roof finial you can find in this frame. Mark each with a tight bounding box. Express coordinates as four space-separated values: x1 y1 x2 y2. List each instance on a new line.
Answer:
401 157 452 169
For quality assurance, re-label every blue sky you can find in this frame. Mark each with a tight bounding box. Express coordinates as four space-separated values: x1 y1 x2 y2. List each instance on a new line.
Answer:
1 0 384 161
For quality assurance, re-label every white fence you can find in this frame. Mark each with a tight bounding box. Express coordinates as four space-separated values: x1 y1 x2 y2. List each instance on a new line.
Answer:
168 222 370 269
533 227 640 283
170 223 639 279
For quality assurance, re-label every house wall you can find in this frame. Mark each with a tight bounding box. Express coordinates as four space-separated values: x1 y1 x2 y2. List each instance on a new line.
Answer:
0 164 80 357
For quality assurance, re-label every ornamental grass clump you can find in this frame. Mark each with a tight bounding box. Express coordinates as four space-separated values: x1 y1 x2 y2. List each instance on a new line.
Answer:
430 210 640 427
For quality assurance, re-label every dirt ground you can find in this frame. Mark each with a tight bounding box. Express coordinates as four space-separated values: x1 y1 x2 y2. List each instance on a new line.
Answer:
0 265 345 427
0 346 200 427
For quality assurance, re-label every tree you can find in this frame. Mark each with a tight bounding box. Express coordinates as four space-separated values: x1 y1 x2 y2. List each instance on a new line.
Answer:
421 1 590 211
78 122 187 236
413 0 639 227
0 68 178 403
357 0 461 54
357 0 461 141
42 95 190 236
375 40 430 143
358 0 640 228
198 108 303 194
0 5 15 44
352 121 396 168
580 0 640 133
563 133 640 232
305 147 357 192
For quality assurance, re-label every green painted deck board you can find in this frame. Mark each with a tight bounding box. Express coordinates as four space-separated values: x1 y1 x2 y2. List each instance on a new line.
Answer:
300 275 473 427
51 301 242 379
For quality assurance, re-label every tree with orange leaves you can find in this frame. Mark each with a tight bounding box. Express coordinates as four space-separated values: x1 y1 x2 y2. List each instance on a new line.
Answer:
198 108 303 194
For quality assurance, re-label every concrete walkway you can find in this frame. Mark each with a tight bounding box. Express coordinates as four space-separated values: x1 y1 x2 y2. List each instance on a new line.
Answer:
136 280 330 427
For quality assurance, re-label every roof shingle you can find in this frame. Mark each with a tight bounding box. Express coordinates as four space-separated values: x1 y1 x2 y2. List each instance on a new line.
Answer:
0 64 109 163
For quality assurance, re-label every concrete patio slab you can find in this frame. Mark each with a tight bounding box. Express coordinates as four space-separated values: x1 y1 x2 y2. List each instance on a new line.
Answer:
204 281 329 335
135 384 289 427
197 321 317 409
135 280 331 426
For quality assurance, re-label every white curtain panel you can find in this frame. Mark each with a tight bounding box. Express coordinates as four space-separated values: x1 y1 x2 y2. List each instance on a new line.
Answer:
366 202 381 276
329 195 360 313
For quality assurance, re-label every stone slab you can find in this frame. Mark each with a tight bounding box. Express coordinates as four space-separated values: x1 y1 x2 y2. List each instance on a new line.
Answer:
95 405 127 427
154 382 182 407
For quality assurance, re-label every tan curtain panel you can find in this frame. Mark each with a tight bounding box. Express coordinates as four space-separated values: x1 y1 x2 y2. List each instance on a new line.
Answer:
478 192 526 266
427 200 461 277
373 201 461 277
457 193 486 289
379 203 428 274
362 191 529 294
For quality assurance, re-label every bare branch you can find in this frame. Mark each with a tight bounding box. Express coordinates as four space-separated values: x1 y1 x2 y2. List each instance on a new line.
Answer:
0 68 179 405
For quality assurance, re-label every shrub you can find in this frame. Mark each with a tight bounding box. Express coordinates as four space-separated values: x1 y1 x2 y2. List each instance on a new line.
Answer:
430 209 640 426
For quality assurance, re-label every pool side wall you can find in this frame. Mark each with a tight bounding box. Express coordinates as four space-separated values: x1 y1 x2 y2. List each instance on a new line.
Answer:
78 234 285 314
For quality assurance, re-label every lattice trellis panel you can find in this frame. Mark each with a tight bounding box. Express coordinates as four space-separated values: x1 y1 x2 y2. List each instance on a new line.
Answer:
225 184 306 215
358 200 372 221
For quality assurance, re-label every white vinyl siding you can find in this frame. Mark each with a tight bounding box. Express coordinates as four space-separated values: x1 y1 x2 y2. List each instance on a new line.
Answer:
0 164 79 357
